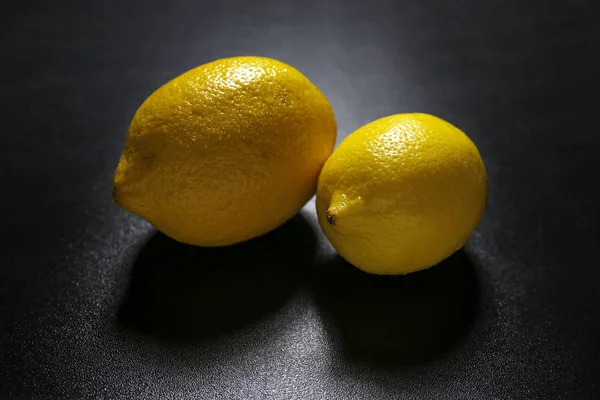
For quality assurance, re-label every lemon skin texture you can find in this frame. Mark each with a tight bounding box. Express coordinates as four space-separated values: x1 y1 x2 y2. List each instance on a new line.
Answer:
316 113 487 275
114 56 336 246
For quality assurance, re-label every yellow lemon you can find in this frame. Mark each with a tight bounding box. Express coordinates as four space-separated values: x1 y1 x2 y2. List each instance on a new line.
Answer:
114 56 336 246
316 113 486 274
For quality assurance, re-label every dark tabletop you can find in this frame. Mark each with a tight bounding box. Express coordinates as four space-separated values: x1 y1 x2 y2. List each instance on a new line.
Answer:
1 0 599 399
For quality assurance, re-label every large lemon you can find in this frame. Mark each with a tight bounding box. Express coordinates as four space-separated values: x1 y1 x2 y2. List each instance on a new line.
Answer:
316 113 486 275
114 56 336 246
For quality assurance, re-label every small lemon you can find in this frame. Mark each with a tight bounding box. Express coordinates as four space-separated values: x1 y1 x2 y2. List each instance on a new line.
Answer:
114 56 336 246
316 113 487 275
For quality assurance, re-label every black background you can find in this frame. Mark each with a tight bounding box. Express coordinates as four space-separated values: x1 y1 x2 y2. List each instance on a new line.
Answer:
2 0 599 398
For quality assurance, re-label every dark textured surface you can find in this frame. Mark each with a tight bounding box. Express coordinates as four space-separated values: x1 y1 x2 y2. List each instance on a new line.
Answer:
1 0 599 398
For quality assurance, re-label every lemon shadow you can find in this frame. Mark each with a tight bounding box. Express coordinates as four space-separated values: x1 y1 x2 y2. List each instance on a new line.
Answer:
312 250 480 367
118 213 317 342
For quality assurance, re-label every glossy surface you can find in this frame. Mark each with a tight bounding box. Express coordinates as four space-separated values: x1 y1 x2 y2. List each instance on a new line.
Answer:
115 56 336 246
317 114 487 274
1 0 599 398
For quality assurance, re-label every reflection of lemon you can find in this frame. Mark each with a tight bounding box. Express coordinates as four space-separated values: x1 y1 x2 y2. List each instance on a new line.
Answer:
316 113 487 275
114 56 336 246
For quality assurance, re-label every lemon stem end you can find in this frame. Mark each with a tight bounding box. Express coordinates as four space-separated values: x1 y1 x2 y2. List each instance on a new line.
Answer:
326 210 336 225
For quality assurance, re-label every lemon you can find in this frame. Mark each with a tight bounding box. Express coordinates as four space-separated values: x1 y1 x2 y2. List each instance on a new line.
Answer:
316 113 487 275
114 56 336 246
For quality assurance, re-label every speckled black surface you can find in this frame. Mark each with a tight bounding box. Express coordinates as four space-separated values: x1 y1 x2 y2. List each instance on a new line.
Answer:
1 0 599 398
